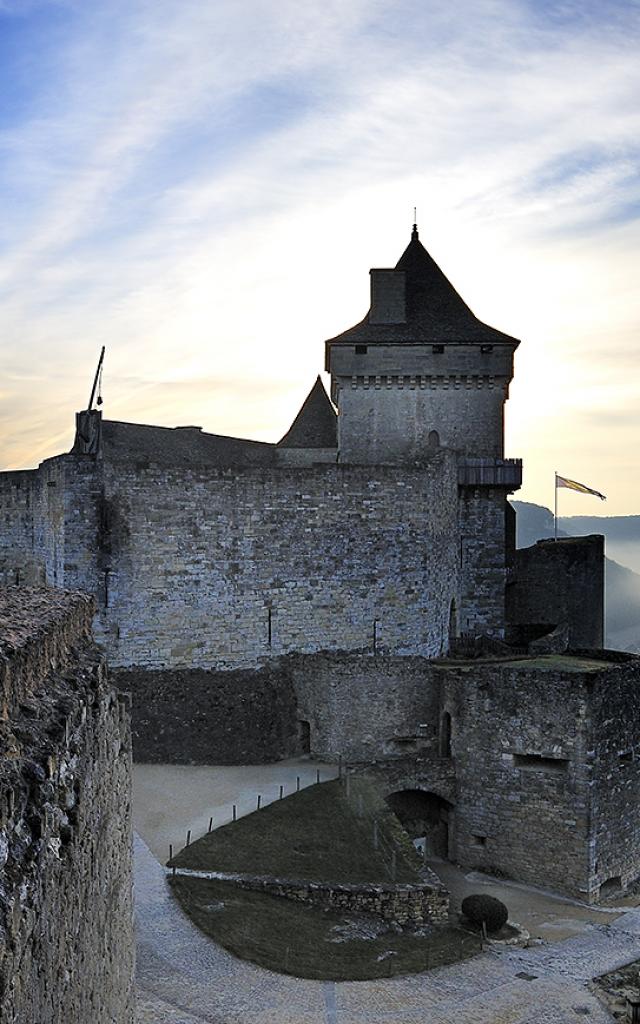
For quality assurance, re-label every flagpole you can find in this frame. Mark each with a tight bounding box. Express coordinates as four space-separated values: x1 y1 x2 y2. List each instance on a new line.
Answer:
554 471 558 541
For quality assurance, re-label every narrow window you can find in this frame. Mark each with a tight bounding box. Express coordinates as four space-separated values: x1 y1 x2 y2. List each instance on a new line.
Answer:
355 344 368 354
440 712 452 758
513 753 568 772
267 607 272 646
432 344 444 354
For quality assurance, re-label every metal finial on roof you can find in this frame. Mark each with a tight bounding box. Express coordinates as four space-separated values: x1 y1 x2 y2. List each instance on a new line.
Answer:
411 208 418 240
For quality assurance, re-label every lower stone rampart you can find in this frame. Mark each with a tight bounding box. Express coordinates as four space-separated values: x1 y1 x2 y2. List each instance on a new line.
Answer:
0 587 134 1024
115 663 300 764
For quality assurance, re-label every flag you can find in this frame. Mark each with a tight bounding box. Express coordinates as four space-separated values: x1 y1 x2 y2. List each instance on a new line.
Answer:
555 474 606 501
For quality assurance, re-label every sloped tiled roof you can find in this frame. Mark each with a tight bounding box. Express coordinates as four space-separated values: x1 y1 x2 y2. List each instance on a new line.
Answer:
277 376 337 449
97 419 276 467
326 226 519 347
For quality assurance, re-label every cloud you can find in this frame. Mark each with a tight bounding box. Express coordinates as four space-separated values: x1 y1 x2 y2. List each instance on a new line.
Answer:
0 0 639 511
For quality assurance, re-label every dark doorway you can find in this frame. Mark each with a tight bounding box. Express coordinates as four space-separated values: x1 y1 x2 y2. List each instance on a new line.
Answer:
386 789 454 859
297 719 311 755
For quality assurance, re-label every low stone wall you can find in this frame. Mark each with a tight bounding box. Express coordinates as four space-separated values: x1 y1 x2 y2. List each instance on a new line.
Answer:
0 587 134 1024
191 867 449 926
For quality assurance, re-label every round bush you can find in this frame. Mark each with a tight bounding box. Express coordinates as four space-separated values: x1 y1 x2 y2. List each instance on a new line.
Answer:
461 894 508 934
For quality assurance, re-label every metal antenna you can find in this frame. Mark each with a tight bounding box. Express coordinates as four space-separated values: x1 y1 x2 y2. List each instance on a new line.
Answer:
87 346 105 412
413 206 417 224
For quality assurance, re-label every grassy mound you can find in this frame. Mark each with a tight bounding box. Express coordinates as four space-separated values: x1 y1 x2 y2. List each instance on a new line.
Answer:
170 875 480 981
169 777 421 884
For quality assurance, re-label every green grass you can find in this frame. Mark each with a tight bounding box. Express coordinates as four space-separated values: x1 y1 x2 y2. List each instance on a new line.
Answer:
169 777 422 884
170 875 480 981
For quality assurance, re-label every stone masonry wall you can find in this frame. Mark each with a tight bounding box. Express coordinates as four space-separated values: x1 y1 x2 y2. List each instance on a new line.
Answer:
506 535 604 648
291 654 441 762
0 588 134 1023
114 665 300 764
435 659 594 899
99 455 460 669
0 470 43 586
588 656 640 896
232 870 449 925
0 456 103 599
457 488 508 637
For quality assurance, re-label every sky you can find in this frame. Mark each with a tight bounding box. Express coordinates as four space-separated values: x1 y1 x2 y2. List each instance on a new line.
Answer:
0 0 638 515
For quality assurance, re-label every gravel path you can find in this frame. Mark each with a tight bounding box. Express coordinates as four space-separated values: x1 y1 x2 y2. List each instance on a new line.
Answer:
134 833 640 1023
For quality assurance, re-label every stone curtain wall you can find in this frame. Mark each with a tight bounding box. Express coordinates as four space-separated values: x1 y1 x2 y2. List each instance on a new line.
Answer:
506 536 605 648
0 588 134 1024
0 470 43 586
0 456 103 598
589 655 640 897
99 456 460 669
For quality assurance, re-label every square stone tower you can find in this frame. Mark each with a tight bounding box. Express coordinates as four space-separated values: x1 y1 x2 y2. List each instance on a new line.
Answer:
325 224 519 465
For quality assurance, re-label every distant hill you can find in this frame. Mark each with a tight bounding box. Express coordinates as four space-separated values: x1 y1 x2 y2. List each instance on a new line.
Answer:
511 501 640 653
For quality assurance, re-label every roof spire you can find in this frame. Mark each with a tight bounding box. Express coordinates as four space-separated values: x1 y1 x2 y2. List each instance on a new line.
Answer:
411 207 418 240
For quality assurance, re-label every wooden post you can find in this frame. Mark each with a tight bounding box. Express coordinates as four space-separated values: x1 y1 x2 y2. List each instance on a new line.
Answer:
296 776 300 792
169 843 173 862
208 817 213 832
257 794 261 810
316 768 320 784
233 804 237 822
186 829 191 847
279 784 284 800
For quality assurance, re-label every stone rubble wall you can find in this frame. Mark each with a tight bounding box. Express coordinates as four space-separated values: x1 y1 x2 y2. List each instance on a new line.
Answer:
0 588 134 1024
232 871 449 926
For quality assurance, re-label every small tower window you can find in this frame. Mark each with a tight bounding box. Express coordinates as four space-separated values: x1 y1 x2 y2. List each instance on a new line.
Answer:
355 345 368 354
481 344 493 353
432 344 444 354
440 712 452 758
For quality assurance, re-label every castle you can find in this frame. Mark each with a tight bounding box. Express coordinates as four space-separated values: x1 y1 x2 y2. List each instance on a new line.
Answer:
2 224 639 912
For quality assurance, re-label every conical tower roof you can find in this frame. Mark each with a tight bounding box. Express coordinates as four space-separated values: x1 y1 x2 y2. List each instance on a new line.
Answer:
326 226 519 347
277 376 337 449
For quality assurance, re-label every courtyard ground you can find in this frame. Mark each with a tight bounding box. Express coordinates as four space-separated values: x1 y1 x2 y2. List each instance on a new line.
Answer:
134 761 639 1022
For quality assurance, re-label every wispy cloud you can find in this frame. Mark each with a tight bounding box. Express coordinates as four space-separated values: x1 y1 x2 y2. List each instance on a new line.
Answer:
0 0 638 511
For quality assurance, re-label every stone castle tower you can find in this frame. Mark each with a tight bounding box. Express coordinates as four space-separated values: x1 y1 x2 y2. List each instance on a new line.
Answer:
326 224 519 464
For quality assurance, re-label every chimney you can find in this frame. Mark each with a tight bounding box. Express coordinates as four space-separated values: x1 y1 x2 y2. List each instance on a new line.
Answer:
369 269 406 324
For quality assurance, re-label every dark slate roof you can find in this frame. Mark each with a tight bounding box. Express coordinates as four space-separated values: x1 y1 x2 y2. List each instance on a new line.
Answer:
326 226 520 347
97 419 276 467
277 376 337 449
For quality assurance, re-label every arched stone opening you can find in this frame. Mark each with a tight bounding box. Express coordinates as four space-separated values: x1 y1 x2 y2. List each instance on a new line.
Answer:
385 789 454 860
427 429 440 451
